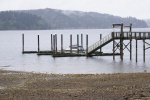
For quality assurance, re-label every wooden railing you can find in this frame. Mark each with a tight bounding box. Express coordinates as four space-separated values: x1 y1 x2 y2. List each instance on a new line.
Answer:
113 32 150 39
88 32 150 54
88 34 112 53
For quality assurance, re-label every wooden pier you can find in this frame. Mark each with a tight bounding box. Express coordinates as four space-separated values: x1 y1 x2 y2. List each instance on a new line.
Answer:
22 23 150 62
87 23 150 62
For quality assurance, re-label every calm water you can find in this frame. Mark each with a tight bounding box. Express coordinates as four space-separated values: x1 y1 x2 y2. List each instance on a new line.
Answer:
0 28 150 74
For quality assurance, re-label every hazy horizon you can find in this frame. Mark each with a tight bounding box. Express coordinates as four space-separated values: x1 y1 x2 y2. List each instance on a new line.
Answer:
0 0 150 19
0 7 149 21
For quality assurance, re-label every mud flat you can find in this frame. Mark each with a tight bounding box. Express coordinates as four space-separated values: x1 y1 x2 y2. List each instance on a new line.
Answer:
0 69 150 100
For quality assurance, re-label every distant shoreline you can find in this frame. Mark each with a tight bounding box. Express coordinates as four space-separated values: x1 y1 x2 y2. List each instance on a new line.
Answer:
0 27 150 31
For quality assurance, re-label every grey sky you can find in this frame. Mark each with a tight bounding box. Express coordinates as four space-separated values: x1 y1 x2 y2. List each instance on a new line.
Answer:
0 0 150 19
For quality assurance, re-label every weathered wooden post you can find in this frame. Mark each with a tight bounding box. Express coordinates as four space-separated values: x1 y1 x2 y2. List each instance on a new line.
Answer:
130 23 132 32
100 34 102 53
86 34 88 56
120 23 124 61
53 35 55 54
81 34 83 47
130 37 132 60
136 39 138 62
143 39 145 62
51 34 53 51
55 34 57 53
112 24 115 60
70 34 72 54
77 34 79 54
38 35 40 52
61 34 63 53
22 34 24 53
130 24 132 60
112 32 115 60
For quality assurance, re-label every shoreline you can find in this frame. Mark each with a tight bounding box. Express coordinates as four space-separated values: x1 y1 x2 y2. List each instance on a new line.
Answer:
0 69 150 99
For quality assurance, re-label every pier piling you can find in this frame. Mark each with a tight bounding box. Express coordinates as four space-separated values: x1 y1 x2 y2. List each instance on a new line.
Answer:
70 34 72 54
100 34 102 53
22 34 24 53
136 39 138 62
51 34 53 51
86 34 88 55
130 39 132 60
53 35 55 53
81 34 83 47
55 34 57 53
143 39 145 62
38 35 40 52
61 34 63 53
120 23 124 61
113 32 115 60
77 34 79 54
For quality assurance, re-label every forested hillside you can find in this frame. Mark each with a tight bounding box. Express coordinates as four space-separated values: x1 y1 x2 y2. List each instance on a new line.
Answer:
0 8 148 30
24 8 148 29
0 11 50 30
144 19 150 27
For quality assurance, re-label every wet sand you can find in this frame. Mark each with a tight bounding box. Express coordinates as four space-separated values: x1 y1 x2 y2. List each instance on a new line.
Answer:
0 69 150 100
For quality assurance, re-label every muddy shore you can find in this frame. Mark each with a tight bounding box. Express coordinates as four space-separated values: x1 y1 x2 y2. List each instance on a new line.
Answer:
0 69 150 100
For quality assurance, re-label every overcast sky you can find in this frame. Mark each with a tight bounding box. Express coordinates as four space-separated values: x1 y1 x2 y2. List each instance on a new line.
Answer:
0 0 150 19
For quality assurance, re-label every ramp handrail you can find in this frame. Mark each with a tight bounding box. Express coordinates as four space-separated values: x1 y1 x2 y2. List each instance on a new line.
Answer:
88 33 112 53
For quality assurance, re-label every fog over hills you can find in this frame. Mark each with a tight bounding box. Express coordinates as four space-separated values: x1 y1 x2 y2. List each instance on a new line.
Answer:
0 8 148 30
144 19 150 27
23 8 148 29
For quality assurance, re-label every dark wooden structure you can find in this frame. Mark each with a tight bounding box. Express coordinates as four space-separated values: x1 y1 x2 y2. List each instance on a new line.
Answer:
87 23 150 62
22 23 150 62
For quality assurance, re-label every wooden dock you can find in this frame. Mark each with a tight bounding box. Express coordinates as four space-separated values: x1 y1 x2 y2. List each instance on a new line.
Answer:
22 23 150 62
22 51 38 54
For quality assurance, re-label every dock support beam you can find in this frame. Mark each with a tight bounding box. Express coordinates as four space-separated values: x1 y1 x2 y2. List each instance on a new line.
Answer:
136 39 138 62
38 35 40 52
100 34 102 53
51 34 53 51
61 34 63 53
53 35 55 54
130 25 132 60
113 23 124 61
113 32 115 60
70 34 72 54
86 34 88 56
77 34 79 54
55 34 57 53
22 34 24 53
81 34 83 47
120 23 124 61
130 39 132 60
143 39 145 62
